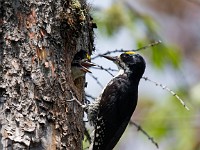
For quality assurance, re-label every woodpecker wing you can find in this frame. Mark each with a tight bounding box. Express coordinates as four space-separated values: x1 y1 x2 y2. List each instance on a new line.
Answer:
92 74 139 150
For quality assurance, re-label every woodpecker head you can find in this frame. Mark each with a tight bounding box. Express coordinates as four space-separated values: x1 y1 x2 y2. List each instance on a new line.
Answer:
102 52 146 78
71 50 95 80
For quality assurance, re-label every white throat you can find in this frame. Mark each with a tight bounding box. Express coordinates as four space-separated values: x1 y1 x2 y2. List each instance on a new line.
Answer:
115 69 124 77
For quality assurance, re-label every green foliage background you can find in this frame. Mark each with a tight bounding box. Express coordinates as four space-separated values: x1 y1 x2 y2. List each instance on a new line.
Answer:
85 2 199 150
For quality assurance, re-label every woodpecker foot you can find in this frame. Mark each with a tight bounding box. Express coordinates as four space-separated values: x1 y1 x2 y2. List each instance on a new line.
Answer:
66 98 88 109
66 90 89 110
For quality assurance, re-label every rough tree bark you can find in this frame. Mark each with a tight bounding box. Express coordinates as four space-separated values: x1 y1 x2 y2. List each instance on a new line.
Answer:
0 0 95 149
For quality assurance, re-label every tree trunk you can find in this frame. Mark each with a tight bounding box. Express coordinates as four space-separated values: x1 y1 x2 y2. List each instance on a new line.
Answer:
0 0 94 149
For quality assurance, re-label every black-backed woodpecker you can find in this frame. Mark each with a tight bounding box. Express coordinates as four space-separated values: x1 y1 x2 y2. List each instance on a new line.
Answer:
87 52 146 150
71 50 95 80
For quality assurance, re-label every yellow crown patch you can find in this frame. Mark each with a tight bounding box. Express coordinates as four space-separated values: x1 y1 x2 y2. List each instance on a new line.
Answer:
124 51 136 55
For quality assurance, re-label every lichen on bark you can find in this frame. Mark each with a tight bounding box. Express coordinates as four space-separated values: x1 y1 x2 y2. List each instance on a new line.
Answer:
0 0 95 149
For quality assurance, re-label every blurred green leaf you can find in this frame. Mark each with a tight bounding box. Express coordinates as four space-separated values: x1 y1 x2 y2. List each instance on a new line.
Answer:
140 93 195 150
136 39 182 69
94 3 136 36
90 2 199 149
82 135 90 149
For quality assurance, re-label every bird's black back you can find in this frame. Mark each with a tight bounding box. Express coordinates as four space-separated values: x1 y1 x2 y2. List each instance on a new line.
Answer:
91 53 146 150
92 74 139 150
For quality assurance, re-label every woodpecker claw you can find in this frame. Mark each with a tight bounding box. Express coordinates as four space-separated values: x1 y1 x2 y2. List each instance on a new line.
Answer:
66 98 88 110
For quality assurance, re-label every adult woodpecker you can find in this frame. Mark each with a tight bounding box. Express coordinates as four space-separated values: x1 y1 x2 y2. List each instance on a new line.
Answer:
87 52 146 150
71 49 95 80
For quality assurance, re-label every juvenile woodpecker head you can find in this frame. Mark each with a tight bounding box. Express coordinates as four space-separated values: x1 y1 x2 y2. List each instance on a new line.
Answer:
71 50 95 80
102 52 146 78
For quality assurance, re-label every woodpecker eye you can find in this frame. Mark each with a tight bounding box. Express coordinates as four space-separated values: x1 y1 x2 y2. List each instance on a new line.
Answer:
120 53 132 62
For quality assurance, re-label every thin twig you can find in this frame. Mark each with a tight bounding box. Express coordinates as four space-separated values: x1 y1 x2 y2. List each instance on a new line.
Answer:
89 74 104 88
84 97 91 104
85 93 96 100
142 76 190 110
92 50 125 60
91 65 116 77
92 65 117 72
134 40 162 51
84 123 92 144
92 40 162 60
130 121 159 149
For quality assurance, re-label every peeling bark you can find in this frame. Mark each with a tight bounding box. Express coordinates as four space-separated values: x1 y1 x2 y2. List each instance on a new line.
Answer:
0 0 94 149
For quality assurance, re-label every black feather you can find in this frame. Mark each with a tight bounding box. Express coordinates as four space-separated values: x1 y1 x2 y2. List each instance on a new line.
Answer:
91 54 146 150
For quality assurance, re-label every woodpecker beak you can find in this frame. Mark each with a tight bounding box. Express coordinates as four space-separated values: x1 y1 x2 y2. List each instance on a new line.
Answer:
80 61 96 73
80 61 96 68
101 55 118 62
80 66 92 73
